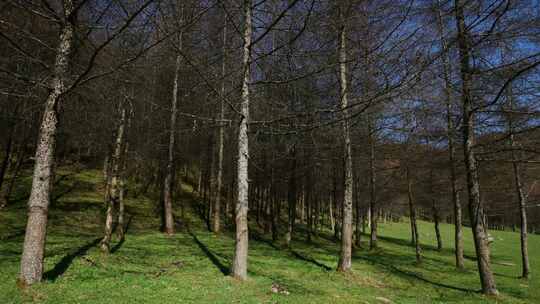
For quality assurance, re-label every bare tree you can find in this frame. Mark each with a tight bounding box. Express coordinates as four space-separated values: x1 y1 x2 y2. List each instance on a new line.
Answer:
18 0 76 285
337 3 354 272
454 0 498 295
231 0 252 281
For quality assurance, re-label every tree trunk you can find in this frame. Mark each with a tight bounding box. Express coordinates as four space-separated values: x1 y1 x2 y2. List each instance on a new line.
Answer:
231 0 251 281
329 194 335 234
437 0 464 270
513 135 530 280
455 0 498 295
271 185 278 242
355 178 362 247
337 16 353 272
507 88 530 279
212 15 227 234
101 105 126 252
433 203 442 251
0 117 15 199
406 166 421 263
117 135 130 241
163 45 182 235
368 115 377 250
19 0 74 285
285 148 297 247
306 172 313 242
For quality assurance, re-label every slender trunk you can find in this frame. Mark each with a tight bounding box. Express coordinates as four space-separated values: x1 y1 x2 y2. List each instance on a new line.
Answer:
437 0 464 270
101 105 126 252
231 0 251 281
0 121 15 197
455 0 498 295
331 168 338 237
285 149 297 246
428 168 442 251
507 88 530 279
19 1 74 285
513 137 530 280
264 186 271 234
433 203 442 251
163 46 182 235
271 184 278 242
406 166 421 263
117 135 130 241
306 172 313 242
212 16 227 234
329 194 335 234
368 115 378 250
355 178 362 247
337 17 353 272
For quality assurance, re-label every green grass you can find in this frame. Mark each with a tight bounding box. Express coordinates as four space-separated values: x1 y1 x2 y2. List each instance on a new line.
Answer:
1 168 538 303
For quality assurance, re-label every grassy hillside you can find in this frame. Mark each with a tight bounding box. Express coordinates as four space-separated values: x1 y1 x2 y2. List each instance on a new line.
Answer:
1 168 538 303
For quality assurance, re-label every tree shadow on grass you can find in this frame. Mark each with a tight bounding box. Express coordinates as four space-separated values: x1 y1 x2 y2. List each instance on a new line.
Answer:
188 230 230 275
1 230 25 241
110 215 133 254
51 182 80 204
354 255 479 293
44 237 101 282
250 230 332 271
377 235 455 255
289 249 332 271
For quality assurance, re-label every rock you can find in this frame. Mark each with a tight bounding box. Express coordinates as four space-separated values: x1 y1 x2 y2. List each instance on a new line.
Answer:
271 282 290 295
375 296 393 304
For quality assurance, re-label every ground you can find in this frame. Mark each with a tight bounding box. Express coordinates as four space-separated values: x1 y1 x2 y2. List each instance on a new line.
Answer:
1 168 538 303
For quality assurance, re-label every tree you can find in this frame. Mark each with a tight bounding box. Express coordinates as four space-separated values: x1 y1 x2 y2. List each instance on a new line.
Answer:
231 0 252 281
336 2 354 272
18 0 76 285
436 0 464 269
454 0 498 295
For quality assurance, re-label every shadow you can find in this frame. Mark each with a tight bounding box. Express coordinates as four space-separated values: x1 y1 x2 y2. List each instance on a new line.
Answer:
110 216 133 254
377 235 455 255
123 215 133 235
44 237 101 281
289 249 332 271
110 238 125 254
494 272 520 279
188 230 229 275
354 255 478 293
1 230 25 241
51 181 79 203
52 201 102 212
250 230 332 271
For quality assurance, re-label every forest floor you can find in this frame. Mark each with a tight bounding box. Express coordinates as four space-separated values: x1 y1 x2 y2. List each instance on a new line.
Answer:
1 168 539 304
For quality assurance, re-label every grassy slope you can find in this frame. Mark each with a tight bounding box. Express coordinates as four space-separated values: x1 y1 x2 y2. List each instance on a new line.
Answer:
0 169 538 304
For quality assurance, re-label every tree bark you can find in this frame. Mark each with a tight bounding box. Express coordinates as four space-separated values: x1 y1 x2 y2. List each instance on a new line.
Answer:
163 39 182 235
454 0 498 295
337 16 353 272
437 0 464 270
285 148 297 247
0 113 15 199
506 87 530 279
231 0 252 281
433 203 442 251
368 115 377 250
19 0 74 285
117 123 130 241
212 15 227 234
355 177 362 247
406 166 421 263
101 105 126 252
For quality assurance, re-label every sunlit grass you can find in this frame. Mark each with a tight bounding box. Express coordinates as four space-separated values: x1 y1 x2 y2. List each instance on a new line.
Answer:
0 168 538 303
